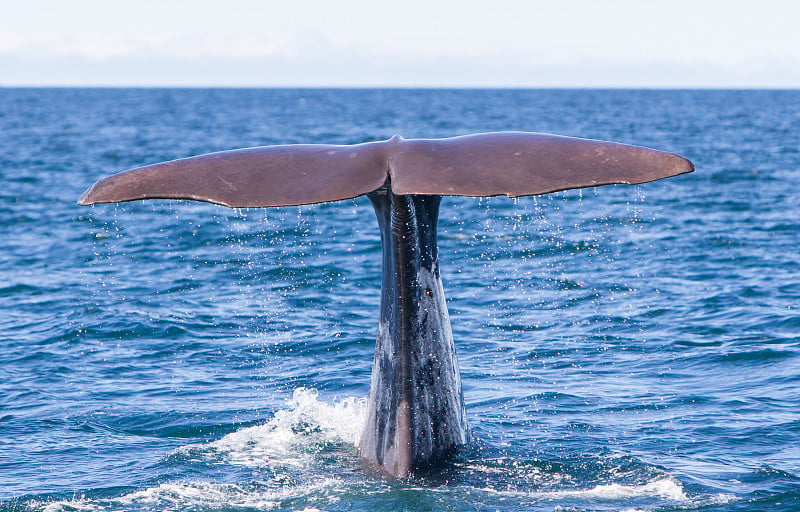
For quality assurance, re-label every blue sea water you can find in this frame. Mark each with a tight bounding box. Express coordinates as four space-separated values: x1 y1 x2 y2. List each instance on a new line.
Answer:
1 88 799 511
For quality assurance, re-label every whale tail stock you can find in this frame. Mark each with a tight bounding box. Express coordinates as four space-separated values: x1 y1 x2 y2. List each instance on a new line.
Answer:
78 132 693 478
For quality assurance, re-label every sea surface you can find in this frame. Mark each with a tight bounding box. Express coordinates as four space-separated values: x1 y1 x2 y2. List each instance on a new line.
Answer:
1 88 799 511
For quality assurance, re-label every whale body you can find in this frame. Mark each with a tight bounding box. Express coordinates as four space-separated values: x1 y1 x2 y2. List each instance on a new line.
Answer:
79 132 693 477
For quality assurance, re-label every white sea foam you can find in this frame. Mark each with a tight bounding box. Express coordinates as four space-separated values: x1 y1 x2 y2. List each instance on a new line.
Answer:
116 479 345 511
116 482 280 510
555 477 688 501
42 479 343 512
472 476 689 504
174 387 367 468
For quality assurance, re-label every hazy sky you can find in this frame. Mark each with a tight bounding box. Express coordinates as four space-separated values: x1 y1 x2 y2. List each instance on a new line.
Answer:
3 0 799 87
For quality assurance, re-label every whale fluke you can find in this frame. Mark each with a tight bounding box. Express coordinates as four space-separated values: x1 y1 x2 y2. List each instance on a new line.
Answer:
78 141 390 208
78 132 692 207
79 132 693 478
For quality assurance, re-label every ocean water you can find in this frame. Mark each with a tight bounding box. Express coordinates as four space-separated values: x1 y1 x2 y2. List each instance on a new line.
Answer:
1 88 799 511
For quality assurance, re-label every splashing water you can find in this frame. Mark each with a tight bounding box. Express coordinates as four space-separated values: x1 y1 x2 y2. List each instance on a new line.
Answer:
31 388 736 512
176 388 366 468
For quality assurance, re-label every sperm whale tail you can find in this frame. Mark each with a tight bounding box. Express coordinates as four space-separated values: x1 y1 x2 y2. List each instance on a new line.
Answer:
79 132 693 478
78 132 692 208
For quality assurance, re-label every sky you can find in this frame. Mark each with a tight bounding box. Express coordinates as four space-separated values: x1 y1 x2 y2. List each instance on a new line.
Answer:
2 0 799 88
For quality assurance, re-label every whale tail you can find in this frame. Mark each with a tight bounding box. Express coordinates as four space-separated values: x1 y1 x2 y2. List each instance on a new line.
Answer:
79 132 693 478
78 132 692 208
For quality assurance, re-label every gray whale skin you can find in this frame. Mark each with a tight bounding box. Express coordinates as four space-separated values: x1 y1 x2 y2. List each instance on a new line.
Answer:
79 132 693 478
